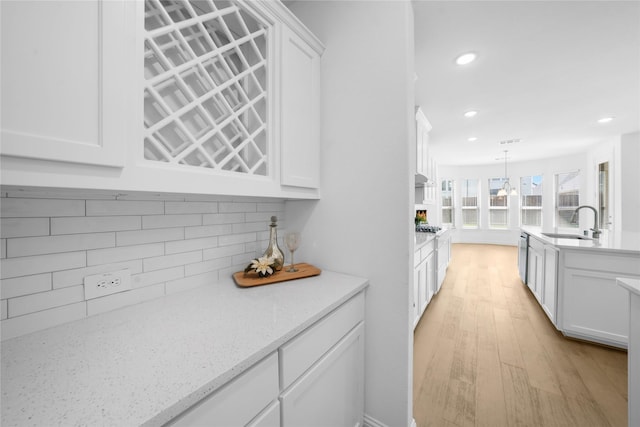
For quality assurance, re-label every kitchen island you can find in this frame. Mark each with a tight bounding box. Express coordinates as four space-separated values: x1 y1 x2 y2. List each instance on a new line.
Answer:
521 227 640 349
1 270 368 426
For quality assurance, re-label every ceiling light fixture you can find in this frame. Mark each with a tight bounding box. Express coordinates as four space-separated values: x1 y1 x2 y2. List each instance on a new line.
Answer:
468 137 478 142
464 110 478 118
455 52 477 65
597 117 614 123
497 150 517 197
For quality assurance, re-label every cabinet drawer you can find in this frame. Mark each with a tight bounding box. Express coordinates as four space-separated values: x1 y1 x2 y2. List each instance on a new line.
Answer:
167 353 278 427
564 251 640 275
247 400 280 427
280 322 364 427
414 249 422 267
279 292 365 389
421 241 435 261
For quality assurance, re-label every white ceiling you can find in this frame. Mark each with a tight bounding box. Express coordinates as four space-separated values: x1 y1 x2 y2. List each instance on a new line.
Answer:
413 1 640 166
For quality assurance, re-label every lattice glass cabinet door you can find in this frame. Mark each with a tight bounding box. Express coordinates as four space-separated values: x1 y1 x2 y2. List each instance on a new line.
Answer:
143 0 269 176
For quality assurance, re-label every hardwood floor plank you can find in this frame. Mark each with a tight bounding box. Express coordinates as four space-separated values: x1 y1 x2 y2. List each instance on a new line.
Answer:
493 305 525 368
533 387 580 427
501 363 544 426
566 345 628 426
442 378 476 427
413 244 628 427
512 316 562 395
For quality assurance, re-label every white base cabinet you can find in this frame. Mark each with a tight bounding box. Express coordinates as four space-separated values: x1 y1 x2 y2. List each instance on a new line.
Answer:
524 234 558 327
560 250 639 348
413 239 435 329
168 353 279 427
248 401 281 427
541 246 558 324
168 291 365 427
436 230 451 293
527 237 544 304
281 323 364 427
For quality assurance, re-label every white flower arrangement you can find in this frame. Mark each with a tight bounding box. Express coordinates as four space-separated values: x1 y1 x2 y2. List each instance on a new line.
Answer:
245 256 276 277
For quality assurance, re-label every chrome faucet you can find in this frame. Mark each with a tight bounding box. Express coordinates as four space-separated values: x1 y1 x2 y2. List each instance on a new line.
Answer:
571 205 601 239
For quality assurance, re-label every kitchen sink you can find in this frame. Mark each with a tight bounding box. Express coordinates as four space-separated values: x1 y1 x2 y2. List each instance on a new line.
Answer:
541 232 592 240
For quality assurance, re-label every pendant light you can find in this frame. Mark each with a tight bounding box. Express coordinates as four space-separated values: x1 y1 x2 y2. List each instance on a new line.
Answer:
497 150 517 196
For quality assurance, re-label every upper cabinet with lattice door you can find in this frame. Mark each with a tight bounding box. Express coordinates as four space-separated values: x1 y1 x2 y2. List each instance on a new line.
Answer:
1 0 324 199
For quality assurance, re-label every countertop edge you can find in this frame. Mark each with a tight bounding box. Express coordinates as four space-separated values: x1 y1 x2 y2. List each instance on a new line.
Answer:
522 227 640 254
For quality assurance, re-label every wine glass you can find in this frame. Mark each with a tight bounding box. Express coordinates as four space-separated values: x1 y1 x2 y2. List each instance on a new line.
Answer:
284 232 301 272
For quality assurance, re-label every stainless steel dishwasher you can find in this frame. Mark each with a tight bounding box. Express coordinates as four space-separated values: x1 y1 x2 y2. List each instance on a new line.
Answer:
518 232 528 284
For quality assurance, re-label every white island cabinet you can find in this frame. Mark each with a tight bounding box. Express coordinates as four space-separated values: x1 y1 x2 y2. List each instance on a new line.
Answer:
521 227 640 349
0 271 368 427
560 249 638 348
0 0 324 199
617 278 640 427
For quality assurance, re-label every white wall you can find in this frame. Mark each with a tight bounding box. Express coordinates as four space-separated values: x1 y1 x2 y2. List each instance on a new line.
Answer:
439 152 587 245
285 2 415 426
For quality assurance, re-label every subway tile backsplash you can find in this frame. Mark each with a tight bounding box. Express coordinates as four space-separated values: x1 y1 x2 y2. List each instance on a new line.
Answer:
0 190 286 340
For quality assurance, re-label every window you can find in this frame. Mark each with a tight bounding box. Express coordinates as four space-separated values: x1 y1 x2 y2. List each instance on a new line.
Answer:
461 179 479 228
488 178 509 229
520 175 543 226
556 171 580 228
441 179 454 225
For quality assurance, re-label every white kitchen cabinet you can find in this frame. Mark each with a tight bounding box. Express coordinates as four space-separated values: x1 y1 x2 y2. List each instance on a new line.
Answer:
415 107 436 203
280 323 364 427
169 290 365 427
559 250 640 348
413 240 435 328
247 401 281 427
279 291 364 389
280 25 321 189
527 236 544 303
413 262 420 324
415 108 432 178
168 352 279 427
560 250 639 348
541 245 558 324
0 0 128 167
436 230 451 293
617 278 640 427
1 0 324 199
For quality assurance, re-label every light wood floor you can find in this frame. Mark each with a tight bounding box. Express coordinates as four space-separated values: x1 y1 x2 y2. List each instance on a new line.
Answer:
413 243 628 427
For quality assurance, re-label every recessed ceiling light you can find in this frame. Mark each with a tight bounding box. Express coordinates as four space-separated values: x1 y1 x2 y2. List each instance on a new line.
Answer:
464 110 478 118
598 117 614 123
455 52 477 65
468 137 478 142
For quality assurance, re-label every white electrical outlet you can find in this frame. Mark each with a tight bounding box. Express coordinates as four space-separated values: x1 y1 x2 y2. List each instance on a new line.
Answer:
84 269 132 300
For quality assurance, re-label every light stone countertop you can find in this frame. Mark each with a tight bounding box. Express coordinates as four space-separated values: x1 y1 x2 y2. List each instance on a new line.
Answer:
522 226 640 255
1 270 369 427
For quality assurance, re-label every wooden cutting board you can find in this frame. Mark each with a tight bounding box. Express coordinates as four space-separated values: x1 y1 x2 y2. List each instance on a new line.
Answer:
233 263 321 287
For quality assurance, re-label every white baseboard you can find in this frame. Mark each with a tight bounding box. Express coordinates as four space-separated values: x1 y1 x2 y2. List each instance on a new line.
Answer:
363 414 388 427
363 414 416 427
